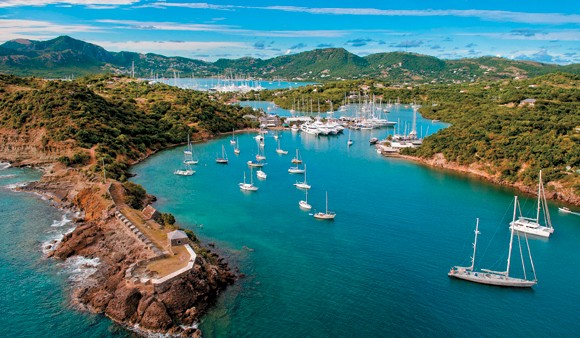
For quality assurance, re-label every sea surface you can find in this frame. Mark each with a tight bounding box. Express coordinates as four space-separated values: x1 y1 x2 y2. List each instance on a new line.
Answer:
129 106 580 337
1 104 579 337
153 78 315 91
0 164 128 337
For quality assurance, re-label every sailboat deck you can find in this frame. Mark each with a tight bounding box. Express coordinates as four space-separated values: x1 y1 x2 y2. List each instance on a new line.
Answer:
448 268 536 287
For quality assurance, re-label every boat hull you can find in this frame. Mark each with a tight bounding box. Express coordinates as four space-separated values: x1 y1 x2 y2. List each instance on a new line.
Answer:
509 222 552 238
448 270 536 288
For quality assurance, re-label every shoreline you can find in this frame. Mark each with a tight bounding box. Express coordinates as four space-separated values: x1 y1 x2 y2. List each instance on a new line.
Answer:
2 159 236 336
397 153 580 207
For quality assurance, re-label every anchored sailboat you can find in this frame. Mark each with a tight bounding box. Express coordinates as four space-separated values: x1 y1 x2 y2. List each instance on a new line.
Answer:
313 191 336 220
293 164 311 189
183 134 199 165
448 200 538 288
291 149 302 164
234 137 240 155
239 167 258 191
299 189 312 210
276 139 288 154
509 170 554 238
216 145 228 164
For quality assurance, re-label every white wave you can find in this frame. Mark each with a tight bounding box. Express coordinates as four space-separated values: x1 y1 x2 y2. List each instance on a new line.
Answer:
0 162 10 170
4 182 28 190
62 256 100 284
0 174 16 179
51 213 73 227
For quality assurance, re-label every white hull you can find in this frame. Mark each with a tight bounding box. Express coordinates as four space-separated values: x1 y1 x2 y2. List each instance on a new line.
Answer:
174 169 195 176
247 161 264 167
509 222 552 238
294 182 311 189
448 269 536 288
234 149 240 155
299 200 312 210
216 159 228 164
184 160 198 165
288 167 305 174
276 149 288 155
256 155 266 161
239 183 258 191
313 212 336 220
256 170 267 179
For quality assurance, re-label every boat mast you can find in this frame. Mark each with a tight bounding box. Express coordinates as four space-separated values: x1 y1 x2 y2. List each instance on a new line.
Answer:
469 218 480 271
507 196 518 277
325 191 329 214
536 170 542 223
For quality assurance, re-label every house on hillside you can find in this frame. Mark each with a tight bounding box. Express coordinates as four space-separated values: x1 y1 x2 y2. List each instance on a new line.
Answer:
142 205 160 220
520 98 536 107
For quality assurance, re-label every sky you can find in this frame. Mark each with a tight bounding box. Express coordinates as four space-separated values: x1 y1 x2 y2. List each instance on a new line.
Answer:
0 0 579 64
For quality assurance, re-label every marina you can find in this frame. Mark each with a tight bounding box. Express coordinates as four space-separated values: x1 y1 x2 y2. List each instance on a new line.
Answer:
127 118 580 337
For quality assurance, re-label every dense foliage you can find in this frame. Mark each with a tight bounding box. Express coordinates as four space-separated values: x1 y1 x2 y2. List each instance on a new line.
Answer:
0 74 256 179
260 73 580 194
1 36 578 83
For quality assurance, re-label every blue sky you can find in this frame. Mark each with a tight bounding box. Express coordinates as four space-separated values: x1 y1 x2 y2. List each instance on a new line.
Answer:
1 1 579 64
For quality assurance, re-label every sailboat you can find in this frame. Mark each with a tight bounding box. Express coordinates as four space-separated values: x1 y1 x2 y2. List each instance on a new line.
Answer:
174 163 195 176
256 143 266 161
293 164 311 189
509 170 554 238
183 134 199 165
216 145 228 164
448 201 537 288
313 192 336 220
347 128 353 146
239 168 258 191
299 189 312 210
288 162 306 174
234 137 240 155
256 169 267 180
230 129 236 145
291 149 302 164
276 139 288 155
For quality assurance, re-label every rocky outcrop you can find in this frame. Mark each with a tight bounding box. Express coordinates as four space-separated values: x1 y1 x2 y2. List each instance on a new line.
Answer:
22 168 236 336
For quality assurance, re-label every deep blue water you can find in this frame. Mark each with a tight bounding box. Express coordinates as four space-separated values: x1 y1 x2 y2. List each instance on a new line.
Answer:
129 107 580 337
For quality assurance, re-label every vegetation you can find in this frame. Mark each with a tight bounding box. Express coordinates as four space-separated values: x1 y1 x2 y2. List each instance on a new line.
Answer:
259 73 580 194
123 181 146 209
1 36 578 83
0 73 255 179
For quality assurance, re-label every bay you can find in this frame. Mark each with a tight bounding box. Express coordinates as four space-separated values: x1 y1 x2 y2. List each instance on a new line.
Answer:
130 106 580 337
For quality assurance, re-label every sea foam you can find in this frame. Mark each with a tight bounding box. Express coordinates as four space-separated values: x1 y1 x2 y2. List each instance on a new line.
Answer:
0 162 10 170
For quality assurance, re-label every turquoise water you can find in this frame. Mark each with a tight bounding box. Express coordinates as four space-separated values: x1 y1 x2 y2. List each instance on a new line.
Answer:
0 165 127 337
130 107 580 337
155 78 315 91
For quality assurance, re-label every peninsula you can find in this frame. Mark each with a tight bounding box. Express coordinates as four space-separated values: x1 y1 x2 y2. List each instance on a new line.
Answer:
0 74 257 335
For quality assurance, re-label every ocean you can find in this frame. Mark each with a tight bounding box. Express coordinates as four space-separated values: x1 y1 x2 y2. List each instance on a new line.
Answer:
1 105 579 337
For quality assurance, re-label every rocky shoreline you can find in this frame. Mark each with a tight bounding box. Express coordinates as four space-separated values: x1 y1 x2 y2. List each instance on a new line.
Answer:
399 153 580 206
11 163 236 337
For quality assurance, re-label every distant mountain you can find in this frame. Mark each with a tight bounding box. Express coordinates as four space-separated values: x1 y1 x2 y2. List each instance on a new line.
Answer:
0 35 578 82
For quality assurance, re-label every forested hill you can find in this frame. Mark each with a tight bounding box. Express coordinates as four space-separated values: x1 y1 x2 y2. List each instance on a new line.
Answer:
258 73 580 200
1 36 579 83
0 74 255 179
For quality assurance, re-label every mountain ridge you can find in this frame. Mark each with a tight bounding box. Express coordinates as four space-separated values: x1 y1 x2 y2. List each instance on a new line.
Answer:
0 35 578 82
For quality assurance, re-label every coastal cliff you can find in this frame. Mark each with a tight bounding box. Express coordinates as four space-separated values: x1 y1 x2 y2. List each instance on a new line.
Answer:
402 153 580 206
22 167 235 336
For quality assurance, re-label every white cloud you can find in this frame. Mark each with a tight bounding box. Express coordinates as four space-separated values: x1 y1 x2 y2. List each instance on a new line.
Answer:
0 0 138 7
0 19 101 42
93 40 248 55
97 19 352 37
135 3 580 24
459 30 580 41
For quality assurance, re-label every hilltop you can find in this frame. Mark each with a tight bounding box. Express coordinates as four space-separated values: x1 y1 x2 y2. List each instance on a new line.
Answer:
1 36 579 83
